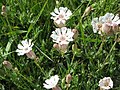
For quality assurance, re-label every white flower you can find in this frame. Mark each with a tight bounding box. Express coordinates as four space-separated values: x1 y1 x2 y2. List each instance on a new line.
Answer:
91 13 120 35
91 16 105 34
50 27 74 45
99 77 113 90
16 39 34 56
50 7 72 27
43 75 59 89
104 13 120 25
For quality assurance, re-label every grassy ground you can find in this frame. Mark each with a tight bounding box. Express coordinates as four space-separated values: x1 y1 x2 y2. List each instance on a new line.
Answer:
0 0 120 90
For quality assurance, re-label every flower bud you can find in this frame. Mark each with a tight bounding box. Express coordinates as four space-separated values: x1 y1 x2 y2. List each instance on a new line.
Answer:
53 43 59 49
26 50 36 59
1 12 6 16
82 6 93 17
1 5 6 16
2 5 6 12
3 60 12 70
14 67 19 72
66 74 72 84
72 29 79 40
72 44 78 52
56 1 59 5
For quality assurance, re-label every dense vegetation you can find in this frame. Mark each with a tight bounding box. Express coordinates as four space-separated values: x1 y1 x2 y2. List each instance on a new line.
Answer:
0 0 120 90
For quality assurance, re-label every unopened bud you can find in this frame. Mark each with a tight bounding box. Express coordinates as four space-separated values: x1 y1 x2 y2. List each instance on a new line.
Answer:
56 1 59 5
53 43 59 49
66 74 72 84
72 29 79 40
1 12 6 16
72 44 78 52
3 60 12 70
26 50 36 59
2 5 6 12
14 67 19 72
82 6 93 17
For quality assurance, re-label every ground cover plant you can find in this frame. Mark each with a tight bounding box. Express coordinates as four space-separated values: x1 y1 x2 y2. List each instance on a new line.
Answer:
0 0 120 90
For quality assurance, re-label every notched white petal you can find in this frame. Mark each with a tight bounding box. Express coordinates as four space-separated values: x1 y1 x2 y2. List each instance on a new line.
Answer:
43 75 59 89
16 39 34 56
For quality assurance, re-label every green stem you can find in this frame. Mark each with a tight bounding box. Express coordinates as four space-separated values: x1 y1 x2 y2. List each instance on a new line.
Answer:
104 34 117 63
104 41 116 63
17 71 32 84
96 34 117 72
67 86 69 90
6 16 13 33
35 45 53 62
34 61 46 76
71 53 75 65
93 37 105 59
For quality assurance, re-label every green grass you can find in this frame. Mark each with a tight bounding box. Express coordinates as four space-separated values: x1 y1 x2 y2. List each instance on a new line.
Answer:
0 0 120 90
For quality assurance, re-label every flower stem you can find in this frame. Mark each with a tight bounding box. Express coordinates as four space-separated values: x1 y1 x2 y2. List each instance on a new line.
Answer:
35 45 53 62
71 53 75 65
34 60 46 76
103 34 117 64
104 41 116 63
17 71 32 84
93 37 105 59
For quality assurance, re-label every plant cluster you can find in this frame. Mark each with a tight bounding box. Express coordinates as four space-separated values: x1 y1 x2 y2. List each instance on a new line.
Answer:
0 0 120 90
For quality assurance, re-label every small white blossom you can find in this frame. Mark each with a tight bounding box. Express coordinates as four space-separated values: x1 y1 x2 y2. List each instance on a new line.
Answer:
91 16 105 34
99 77 113 90
91 13 120 35
16 39 34 56
50 27 74 45
50 7 72 27
104 13 120 25
43 75 59 89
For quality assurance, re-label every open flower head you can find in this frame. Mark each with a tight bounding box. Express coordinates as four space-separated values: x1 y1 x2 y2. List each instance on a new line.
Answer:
99 77 113 90
91 16 105 34
16 39 34 56
50 27 74 45
104 13 120 25
91 13 120 35
43 75 59 89
50 7 72 27
103 13 120 33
